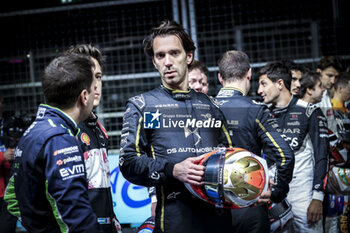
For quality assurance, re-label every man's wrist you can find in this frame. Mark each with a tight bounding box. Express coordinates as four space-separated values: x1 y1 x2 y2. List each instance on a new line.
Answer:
164 162 175 178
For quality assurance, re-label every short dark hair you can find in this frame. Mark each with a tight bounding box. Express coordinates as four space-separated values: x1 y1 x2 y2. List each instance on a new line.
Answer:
334 72 350 90
143 20 196 58
64 44 103 66
281 59 308 73
258 61 292 91
296 71 321 98
217 50 250 81
188 60 209 75
317 56 344 72
42 54 94 109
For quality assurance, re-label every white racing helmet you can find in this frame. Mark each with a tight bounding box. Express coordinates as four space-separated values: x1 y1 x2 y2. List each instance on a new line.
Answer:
185 147 269 209
327 166 350 195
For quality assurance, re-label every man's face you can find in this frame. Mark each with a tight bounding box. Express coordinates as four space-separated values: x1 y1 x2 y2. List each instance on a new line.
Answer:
188 68 203 92
290 69 302 95
258 74 280 105
152 35 193 90
319 67 339 89
201 74 209 95
84 72 98 120
91 58 103 107
310 80 325 104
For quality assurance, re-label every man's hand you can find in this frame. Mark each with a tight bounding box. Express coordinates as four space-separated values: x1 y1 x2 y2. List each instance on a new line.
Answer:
307 199 323 224
256 178 273 205
4 148 15 161
173 154 205 185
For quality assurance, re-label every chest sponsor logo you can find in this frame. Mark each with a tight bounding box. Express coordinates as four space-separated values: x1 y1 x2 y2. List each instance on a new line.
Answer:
326 109 334 117
81 133 90 146
53 146 79 156
56 155 82 166
59 164 85 180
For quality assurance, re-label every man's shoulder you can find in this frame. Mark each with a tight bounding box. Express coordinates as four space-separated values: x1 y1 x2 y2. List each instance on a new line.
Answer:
295 99 320 118
127 87 163 110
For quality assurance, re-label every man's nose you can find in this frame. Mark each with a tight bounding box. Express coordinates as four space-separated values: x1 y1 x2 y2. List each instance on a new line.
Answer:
193 82 202 92
165 54 173 67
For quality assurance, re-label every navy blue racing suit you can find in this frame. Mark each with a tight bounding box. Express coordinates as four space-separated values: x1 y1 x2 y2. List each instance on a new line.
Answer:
120 85 234 233
270 96 329 232
4 104 103 233
216 88 295 233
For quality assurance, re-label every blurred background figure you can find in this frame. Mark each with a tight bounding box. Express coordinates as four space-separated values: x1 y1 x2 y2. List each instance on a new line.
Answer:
188 60 209 94
331 72 350 114
0 95 32 233
296 71 325 104
316 56 345 135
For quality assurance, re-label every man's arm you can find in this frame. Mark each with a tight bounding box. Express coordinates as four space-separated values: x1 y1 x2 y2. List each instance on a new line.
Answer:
45 135 103 233
307 108 329 223
119 101 176 187
257 107 295 203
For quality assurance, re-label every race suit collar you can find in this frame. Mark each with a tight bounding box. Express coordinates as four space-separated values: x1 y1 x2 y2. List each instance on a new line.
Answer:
160 85 192 100
37 104 79 135
85 111 98 128
270 96 297 116
218 87 245 97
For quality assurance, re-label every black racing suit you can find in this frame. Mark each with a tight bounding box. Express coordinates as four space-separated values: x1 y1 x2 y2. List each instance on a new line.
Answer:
216 88 295 233
78 112 121 233
270 96 329 232
120 85 234 233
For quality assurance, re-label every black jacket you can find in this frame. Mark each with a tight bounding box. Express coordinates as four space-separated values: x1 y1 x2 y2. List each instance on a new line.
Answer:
216 87 295 203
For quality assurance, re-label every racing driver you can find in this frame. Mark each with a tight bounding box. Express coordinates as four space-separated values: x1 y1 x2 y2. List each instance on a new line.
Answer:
120 20 271 233
258 61 328 233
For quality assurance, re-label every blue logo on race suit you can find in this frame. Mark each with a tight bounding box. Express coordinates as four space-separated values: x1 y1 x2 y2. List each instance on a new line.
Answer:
144 110 161 129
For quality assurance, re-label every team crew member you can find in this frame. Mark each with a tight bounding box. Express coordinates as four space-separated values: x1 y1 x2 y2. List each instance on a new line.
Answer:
65 44 122 233
216 50 295 233
4 54 104 233
120 20 271 233
258 61 329 233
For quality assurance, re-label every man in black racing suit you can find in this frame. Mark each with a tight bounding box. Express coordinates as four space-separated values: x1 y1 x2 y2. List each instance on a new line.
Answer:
119 20 270 233
216 51 295 233
258 61 328 233
65 44 122 233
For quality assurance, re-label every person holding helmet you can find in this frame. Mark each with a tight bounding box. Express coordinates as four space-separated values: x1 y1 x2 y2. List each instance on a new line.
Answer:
257 61 329 233
216 50 295 233
119 20 271 233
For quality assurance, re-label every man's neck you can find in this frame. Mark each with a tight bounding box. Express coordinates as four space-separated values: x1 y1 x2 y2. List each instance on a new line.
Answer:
275 90 292 108
223 80 248 95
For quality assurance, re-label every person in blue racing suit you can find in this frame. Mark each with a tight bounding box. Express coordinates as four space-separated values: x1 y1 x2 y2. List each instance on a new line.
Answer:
4 54 104 233
119 20 272 233
216 50 295 233
257 61 329 233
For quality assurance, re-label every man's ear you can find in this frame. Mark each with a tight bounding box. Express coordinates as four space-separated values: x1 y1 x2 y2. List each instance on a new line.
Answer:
306 87 313 96
277 79 285 90
79 89 89 107
187 52 194 65
218 73 224 85
316 68 322 73
247 68 252 81
152 58 158 70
